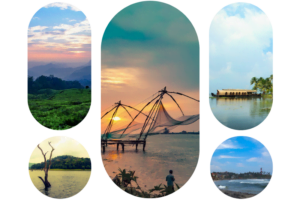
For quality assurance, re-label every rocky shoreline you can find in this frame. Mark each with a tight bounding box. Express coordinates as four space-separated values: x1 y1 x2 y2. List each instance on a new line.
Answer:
220 189 256 199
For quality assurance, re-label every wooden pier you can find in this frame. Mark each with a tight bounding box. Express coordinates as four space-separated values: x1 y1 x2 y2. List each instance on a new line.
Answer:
101 140 146 153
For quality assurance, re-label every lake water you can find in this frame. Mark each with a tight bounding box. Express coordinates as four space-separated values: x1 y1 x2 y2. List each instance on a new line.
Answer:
100 98 299 198
100 98 272 189
29 170 91 198
101 134 199 190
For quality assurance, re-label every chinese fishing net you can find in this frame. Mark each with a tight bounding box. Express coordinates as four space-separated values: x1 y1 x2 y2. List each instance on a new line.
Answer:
101 101 199 140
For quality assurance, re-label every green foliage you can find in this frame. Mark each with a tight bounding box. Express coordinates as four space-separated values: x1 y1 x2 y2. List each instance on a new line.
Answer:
250 75 273 95
30 155 91 170
28 75 83 94
211 171 272 180
28 88 91 130
113 168 180 198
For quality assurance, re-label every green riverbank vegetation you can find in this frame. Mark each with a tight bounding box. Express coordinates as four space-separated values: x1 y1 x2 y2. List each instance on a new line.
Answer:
250 75 273 98
30 155 91 170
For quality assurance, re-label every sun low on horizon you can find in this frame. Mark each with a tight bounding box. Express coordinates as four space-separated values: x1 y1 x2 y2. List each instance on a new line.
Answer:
112 116 121 121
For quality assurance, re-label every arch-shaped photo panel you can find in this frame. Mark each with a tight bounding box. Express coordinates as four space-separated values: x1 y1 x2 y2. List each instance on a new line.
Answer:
208 1 300 199
27 1 100 138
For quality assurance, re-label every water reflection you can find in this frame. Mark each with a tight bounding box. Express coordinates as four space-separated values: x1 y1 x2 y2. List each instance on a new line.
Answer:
249 98 272 118
106 150 124 161
209 98 273 118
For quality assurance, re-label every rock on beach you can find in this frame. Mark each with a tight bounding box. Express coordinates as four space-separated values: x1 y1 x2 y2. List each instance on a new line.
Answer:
219 190 261 200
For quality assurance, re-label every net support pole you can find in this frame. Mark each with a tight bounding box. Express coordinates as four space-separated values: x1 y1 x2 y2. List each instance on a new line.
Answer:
143 141 146 151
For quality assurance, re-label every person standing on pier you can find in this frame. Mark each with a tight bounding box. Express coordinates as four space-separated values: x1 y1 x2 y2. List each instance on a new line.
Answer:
166 170 175 191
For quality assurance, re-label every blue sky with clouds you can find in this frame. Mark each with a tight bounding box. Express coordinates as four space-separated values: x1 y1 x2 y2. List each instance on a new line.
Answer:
28 3 90 63
211 136 273 174
209 3 273 94
209 135 300 198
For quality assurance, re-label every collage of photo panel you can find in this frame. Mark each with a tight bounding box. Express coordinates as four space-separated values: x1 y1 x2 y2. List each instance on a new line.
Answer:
27 1 272 199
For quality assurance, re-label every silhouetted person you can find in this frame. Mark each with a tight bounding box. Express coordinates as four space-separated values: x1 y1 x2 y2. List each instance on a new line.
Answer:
166 170 175 191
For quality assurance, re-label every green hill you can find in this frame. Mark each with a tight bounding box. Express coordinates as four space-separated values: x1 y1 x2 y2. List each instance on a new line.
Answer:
30 155 91 170
28 88 91 130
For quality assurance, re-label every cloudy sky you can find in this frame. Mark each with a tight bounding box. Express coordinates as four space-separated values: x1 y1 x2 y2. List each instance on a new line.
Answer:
29 136 90 164
28 3 91 64
101 2 199 132
210 136 273 174
209 3 272 94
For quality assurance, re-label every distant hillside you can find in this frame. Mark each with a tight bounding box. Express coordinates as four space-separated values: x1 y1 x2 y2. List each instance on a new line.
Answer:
43 67 78 79
65 66 91 81
27 60 100 95
28 63 73 79
30 155 91 170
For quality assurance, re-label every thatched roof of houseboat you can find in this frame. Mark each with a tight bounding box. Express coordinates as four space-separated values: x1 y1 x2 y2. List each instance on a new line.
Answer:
218 89 257 92
217 89 257 95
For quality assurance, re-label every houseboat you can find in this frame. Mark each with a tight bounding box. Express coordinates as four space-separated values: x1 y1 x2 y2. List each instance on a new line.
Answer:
211 89 261 98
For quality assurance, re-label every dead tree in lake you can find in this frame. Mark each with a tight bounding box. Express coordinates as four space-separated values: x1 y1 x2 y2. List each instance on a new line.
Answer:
37 142 55 188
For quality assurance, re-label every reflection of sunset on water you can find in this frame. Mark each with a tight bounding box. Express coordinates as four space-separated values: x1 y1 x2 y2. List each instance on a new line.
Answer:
106 151 123 161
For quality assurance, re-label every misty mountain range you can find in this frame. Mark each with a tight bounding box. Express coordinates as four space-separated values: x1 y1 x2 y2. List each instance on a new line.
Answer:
28 61 91 87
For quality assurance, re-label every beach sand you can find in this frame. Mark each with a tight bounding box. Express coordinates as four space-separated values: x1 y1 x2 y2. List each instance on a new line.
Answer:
221 189 256 199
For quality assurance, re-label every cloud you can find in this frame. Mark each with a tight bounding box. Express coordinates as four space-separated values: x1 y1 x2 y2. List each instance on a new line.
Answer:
33 17 40 20
218 155 242 159
101 67 144 90
44 3 80 11
28 19 91 62
209 3 272 93
243 135 262 144
247 157 259 162
260 147 271 157
237 163 244 167
217 140 240 149
211 165 222 171
111 2 198 43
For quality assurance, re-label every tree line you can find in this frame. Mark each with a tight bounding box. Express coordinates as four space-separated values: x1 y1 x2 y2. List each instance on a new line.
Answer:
28 75 83 94
212 171 271 180
250 75 273 95
30 155 91 170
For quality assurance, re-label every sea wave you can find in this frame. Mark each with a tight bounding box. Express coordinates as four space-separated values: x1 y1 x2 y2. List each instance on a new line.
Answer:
219 185 226 189
229 179 269 184
240 181 269 184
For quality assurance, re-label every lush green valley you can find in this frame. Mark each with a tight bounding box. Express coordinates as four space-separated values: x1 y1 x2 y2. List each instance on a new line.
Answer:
28 75 91 130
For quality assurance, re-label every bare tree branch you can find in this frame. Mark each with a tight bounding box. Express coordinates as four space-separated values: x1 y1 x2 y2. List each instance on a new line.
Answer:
48 142 55 170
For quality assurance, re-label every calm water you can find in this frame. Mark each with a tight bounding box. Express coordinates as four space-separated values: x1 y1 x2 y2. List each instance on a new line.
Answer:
29 170 91 198
102 134 199 190
213 179 273 197
100 98 296 196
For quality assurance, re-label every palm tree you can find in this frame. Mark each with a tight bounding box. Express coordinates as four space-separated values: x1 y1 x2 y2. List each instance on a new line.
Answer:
250 77 258 90
266 78 272 94
269 74 273 83
269 74 273 94
257 78 267 94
